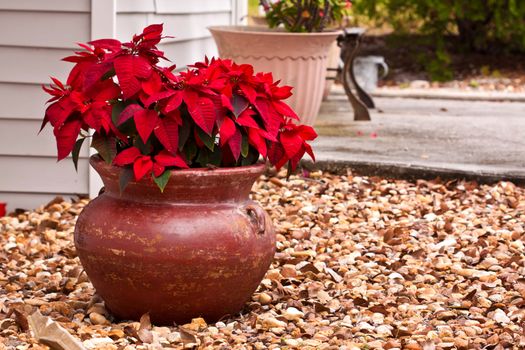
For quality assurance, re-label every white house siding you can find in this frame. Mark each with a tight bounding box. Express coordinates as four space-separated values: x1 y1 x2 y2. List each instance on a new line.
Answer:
0 0 91 213
115 0 234 69
0 0 247 213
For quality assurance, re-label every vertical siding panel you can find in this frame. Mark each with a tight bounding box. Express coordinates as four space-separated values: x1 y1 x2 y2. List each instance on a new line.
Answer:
0 0 90 12
91 0 116 39
233 0 249 25
0 12 90 48
154 0 232 14
0 120 89 157
0 156 89 193
0 83 49 119
116 0 155 13
159 38 219 68
88 0 117 198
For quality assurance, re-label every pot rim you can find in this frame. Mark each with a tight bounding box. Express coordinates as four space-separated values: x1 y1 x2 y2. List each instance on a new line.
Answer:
208 25 342 37
89 154 267 178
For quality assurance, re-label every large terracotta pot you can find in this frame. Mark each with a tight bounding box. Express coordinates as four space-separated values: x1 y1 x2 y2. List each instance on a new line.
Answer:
74 156 275 325
208 26 340 126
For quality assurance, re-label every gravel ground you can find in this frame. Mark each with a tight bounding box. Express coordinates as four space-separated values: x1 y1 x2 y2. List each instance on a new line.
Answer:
1 171 525 350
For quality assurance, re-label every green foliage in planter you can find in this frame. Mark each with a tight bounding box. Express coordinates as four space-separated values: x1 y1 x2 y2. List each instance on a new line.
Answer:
352 0 525 80
260 0 351 32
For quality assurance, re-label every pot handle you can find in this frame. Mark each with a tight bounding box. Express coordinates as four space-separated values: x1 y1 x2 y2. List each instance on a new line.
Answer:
245 204 266 235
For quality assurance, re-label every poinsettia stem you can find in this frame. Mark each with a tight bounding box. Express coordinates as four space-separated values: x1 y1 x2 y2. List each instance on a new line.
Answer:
320 0 331 32
291 0 304 32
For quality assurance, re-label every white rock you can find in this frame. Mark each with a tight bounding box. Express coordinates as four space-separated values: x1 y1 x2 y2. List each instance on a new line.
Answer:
4 242 17 251
473 270 496 279
207 326 219 335
489 294 504 303
284 338 301 346
167 332 181 343
388 272 404 280
282 307 304 321
300 205 318 213
491 309 510 324
357 322 374 331
376 325 392 336
340 251 361 265
434 236 456 250
83 337 114 349
261 316 287 329
371 313 385 325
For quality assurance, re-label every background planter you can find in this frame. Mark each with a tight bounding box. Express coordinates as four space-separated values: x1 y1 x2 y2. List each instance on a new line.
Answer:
74 156 275 325
209 26 340 125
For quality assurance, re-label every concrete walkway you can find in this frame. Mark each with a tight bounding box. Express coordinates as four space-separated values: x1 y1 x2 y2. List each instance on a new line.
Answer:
311 90 525 183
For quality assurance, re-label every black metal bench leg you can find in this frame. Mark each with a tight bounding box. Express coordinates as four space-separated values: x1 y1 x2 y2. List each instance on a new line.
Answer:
342 64 371 121
341 35 371 121
349 38 375 109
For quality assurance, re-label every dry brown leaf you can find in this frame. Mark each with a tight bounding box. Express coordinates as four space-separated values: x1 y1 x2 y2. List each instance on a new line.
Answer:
325 267 343 283
178 327 198 345
13 309 29 332
137 313 153 343
44 196 64 209
123 325 141 341
28 310 86 350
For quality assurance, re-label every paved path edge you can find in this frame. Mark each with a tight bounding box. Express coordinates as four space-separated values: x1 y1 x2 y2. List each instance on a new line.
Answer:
302 159 525 185
370 88 525 102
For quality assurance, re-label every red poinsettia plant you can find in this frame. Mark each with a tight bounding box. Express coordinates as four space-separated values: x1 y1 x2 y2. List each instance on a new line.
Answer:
41 24 317 191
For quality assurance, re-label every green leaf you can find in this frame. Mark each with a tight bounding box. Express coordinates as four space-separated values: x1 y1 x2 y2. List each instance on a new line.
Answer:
101 68 116 81
232 95 249 118
241 157 251 166
133 136 152 154
208 147 222 167
195 148 209 167
119 166 134 194
111 100 139 135
153 170 171 193
178 109 192 150
241 151 258 166
241 133 249 158
286 161 293 179
184 141 197 164
111 101 128 125
91 133 117 164
72 138 86 171
196 127 215 151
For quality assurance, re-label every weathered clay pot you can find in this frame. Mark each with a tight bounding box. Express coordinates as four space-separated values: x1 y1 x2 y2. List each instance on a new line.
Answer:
74 156 275 325
208 26 340 126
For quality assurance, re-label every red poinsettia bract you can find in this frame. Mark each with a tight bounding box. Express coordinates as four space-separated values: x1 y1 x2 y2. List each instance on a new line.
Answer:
41 24 317 192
